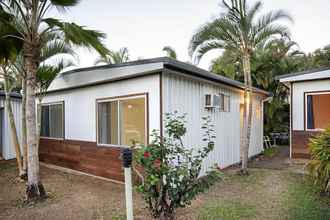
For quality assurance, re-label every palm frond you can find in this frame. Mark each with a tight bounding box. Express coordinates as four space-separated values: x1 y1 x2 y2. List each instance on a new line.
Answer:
40 39 75 62
43 18 109 57
189 18 239 62
50 0 80 7
162 46 177 59
37 59 74 91
253 24 291 47
254 10 293 34
94 47 129 65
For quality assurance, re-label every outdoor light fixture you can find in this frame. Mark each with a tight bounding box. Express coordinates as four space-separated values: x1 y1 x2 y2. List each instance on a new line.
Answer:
122 148 133 168
121 148 133 220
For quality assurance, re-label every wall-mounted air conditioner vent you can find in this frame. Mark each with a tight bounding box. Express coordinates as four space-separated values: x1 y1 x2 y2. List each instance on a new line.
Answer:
205 94 221 109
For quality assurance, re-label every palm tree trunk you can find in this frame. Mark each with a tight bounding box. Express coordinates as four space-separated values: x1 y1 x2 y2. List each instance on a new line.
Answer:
4 78 24 177
241 53 253 174
24 44 46 201
21 78 28 177
36 96 42 150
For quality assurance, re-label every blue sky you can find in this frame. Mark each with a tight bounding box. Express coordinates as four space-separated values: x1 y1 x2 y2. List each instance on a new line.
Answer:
52 0 330 70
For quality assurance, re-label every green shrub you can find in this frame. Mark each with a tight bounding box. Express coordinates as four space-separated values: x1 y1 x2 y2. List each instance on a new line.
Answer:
135 112 222 219
307 126 330 194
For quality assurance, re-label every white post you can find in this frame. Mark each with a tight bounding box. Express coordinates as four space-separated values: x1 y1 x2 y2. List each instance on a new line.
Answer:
124 167 133 220
122 148 134 220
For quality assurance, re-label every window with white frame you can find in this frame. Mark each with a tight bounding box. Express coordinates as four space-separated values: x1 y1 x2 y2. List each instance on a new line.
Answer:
305 92 330 130
40 102 64 139
219 93 230 112
97 95 147 146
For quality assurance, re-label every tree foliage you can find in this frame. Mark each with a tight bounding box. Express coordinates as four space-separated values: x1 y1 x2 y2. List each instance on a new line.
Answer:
0 0 109 201
135 113 222 219
189 0 292 173
94 47 129 65
307 126 330 195
210 37 330 135
162 46 177 60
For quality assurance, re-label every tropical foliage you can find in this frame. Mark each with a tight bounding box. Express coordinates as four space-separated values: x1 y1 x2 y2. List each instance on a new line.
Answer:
94 47 129 65
0 0 109 201
307 127 330 195
135 113 221 219
162 46 177 59
211 37 301 135
189 0 292 173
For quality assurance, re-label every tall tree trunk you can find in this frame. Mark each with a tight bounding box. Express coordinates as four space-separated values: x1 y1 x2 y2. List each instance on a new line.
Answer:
4 78 24 177
24 43 46 201
21 78 28 177
36 96 42 150
241 53 253 174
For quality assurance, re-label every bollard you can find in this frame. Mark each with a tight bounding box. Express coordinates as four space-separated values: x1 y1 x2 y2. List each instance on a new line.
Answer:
122 148 133 220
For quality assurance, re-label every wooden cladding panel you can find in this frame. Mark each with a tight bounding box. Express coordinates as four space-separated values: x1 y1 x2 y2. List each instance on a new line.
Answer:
39 138 124 181
292 130 320 159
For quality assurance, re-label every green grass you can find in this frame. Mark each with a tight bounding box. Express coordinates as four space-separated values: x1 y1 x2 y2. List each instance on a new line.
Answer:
262 147 279 157
282 173 330 220
229 169 267 185
0 161 17 172
198 200 257 220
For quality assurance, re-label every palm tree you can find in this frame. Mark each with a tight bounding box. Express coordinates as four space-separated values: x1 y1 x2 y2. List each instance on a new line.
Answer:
162 46 177 59
189 0 292 174
0 64 24 177
0 0 109 201
94 47 129 65
0 18 24 177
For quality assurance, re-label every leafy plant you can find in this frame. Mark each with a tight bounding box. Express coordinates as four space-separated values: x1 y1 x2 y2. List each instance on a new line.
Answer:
307 126 330 195
135 112 222 219
189 0 292 174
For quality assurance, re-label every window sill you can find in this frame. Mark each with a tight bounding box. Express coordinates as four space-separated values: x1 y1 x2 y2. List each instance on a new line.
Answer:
97 143 143 149
40 137 65 141
97 144 128 148
305 129 325 132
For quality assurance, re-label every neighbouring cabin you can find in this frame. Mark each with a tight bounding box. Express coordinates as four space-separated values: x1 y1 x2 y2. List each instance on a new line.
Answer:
279 68 330 159
38 57 269 182
0 91 22 160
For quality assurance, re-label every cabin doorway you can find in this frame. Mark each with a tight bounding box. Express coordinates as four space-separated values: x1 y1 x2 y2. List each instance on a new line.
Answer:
0 108 4 159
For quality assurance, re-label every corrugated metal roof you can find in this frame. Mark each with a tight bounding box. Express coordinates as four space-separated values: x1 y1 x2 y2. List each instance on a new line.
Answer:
0 91 22 99
47 57 269 95
277 66 330 82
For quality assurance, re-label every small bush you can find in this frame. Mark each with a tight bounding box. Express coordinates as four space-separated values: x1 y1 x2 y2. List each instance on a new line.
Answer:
307 126 330 195
135 112 222 219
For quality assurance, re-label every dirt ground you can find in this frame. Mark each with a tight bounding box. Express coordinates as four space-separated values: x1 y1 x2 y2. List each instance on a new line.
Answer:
0 146 328 220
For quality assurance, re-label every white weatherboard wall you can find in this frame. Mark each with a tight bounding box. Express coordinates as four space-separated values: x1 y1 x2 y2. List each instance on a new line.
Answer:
40 74 161 142
292 79 330 130
162 72 264 175
1 98 22 160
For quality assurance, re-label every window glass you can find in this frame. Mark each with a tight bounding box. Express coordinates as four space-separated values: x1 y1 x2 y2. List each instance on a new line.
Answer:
219 94 230 112
97 96 146 146
41 103 64 138
306 93 330 130
120 98 146 145
98 101 119 145
224 95 230 112
41 105 49 137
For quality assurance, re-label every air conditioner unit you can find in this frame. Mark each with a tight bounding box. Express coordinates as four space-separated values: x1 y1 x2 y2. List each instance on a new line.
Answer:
205 94 221 109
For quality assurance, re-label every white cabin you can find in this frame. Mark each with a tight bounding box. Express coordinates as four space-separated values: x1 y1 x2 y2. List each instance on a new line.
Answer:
38 57 268 182
279 67 330 158
0 92 22 160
